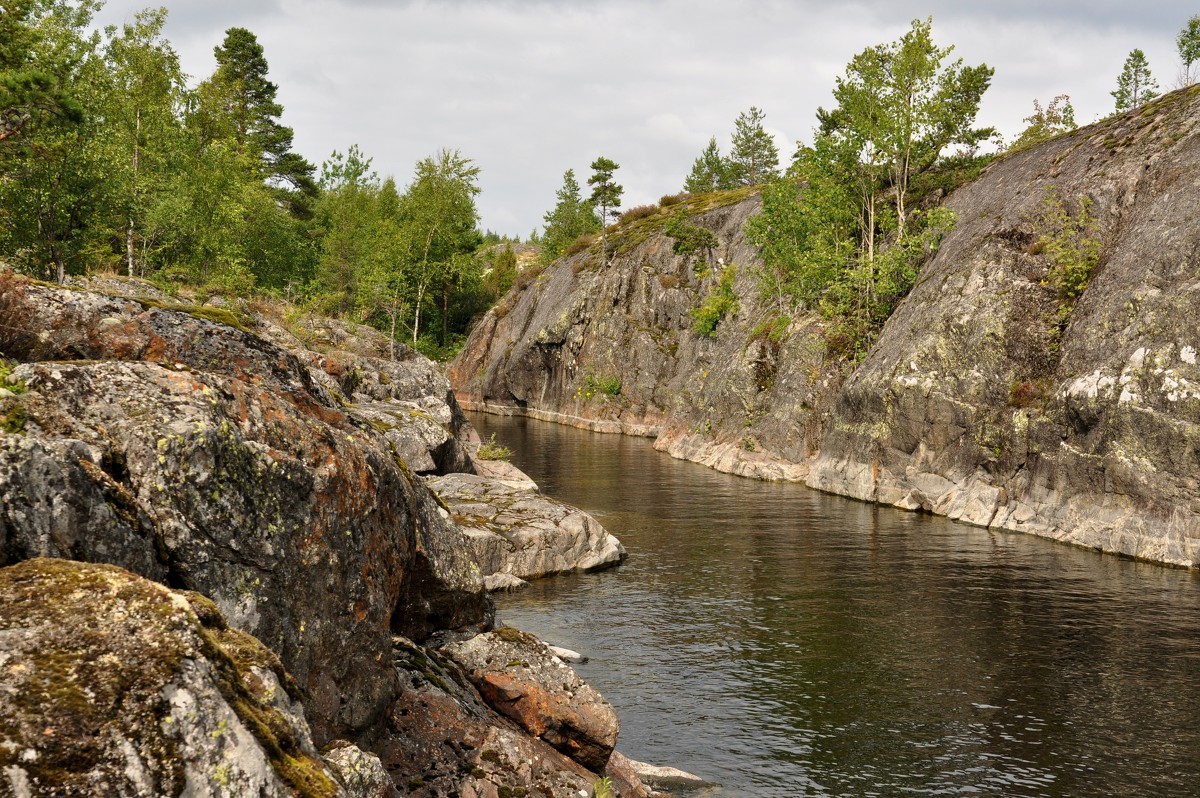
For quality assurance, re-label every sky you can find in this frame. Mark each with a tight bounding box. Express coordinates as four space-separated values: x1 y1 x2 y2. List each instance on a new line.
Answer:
92 0 1196 238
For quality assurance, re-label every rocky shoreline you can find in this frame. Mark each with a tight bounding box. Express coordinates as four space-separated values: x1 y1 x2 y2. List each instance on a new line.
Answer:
450 89 1200 568
0 274 667 797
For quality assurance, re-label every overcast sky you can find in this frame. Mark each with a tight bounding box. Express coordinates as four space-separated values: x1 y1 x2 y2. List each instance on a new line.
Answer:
93 0 1195 237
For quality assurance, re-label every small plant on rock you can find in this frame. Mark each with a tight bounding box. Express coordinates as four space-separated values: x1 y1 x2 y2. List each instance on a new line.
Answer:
1033 187 1102 303
477 433 513 461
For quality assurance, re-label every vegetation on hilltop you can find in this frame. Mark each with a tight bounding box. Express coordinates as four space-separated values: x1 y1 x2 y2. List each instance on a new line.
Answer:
2 3 1195 361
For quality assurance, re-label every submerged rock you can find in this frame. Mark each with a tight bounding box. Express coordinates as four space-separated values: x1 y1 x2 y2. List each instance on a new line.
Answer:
0 558 346 797
427 472 626 585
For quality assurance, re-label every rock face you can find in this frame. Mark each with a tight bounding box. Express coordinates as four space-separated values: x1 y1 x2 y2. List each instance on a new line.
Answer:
439 628 621 773
0 558 347 797
427 472 626 588
447 191 839 482
0 274 642 794
808 88 1200 566
450 88 1200 567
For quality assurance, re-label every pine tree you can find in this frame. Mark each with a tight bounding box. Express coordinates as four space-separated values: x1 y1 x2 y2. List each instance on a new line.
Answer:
587 156 623 262
684 137 732 193
1112 49 1159 111
728 107 780 187
202 27 315 205
540 168 599 263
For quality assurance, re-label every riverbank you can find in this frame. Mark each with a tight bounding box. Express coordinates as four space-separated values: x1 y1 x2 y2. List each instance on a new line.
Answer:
450 89 1200 568
477 411 1200 798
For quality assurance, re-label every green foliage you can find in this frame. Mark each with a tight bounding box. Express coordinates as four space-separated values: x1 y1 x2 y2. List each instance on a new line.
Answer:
663 208 718 261
690 264 738 337
819 16 994 239
0 403 26 434
0 359 28 395
539 168 600 264
728 106 780 186
587 156 623 223
1032 187 1102 302
1112 49 1159 112
574 373 621 401
1010 95 1076 150
476 433 512 461
749 313 791 346
593 776 615 798
1178 15 1200 86
684 136 735 193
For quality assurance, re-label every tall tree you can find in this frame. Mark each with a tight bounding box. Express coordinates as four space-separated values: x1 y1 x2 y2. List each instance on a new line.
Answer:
314 144 379 317
0 0 107 283
1112 49 1159 112
684 136 733 193
820 17 993 238
540 168 600 264
398 149 480 344
198 27 315 209
102 8 186 277
1177 15 1200 87
727 107 779 187
587 156 623 262
0 0 85 147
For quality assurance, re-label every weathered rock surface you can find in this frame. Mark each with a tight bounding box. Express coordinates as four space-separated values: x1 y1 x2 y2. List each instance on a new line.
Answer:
385 634 605 798
0 273 653 795
0 558 346 797
439 628 621 773
427 472 626 586
807 88 1200 566
448 192 841 482
451 89 1200 567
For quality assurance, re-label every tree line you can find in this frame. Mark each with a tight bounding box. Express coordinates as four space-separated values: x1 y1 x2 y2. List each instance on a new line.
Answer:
0 1 494 357
4 3 1198 360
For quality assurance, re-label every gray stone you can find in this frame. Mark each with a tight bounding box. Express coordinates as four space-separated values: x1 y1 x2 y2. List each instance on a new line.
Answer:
427 472 626 582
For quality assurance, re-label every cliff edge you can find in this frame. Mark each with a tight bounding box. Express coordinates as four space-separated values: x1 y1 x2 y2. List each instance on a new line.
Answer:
451 86 1200 567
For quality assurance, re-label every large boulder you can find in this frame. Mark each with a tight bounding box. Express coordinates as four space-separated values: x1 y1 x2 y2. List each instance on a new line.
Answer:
0 558 347 797
427 472 626 588
439 628 621 773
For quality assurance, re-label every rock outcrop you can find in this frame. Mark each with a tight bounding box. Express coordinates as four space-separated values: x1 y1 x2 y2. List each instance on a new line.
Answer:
447 191 840 482
450 88 1200 567
0 558 355 797
439 628 621 772
0 274 646 795
807 88 1200 566
428 472 626 589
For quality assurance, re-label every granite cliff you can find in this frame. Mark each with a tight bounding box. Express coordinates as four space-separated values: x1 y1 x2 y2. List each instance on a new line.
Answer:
0 275 644 797
451 86 1200 568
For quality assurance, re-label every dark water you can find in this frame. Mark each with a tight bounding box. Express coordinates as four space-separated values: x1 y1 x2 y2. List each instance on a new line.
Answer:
468 413 1200 798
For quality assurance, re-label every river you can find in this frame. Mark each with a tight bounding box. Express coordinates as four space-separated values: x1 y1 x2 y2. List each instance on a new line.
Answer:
468 412 1200 798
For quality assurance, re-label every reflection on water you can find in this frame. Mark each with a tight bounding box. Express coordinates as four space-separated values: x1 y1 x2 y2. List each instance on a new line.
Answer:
469 413 1200 798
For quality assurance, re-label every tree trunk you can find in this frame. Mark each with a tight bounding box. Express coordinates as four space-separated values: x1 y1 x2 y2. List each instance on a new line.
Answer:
440 290 449 347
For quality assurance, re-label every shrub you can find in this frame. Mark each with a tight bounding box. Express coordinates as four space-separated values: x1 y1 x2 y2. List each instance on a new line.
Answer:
659 192 690 207
690 265 738 337
664 209 719 260
477 433 512 461
564 234 596 258
617 204 659 225
1033 187 1102 302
